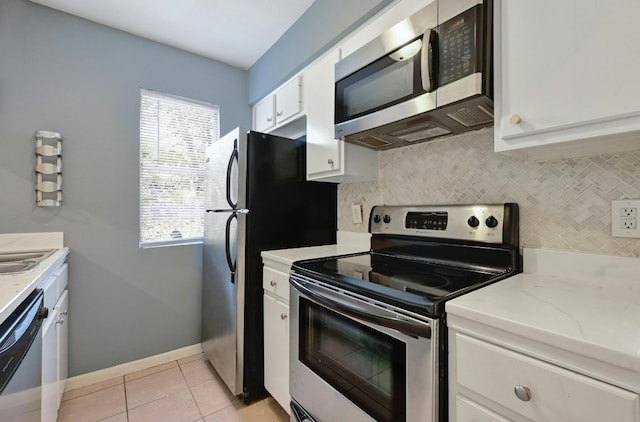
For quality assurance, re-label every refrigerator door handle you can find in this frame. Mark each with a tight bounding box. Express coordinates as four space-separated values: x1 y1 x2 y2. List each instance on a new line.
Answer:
225 140 239 209
225 212 237 282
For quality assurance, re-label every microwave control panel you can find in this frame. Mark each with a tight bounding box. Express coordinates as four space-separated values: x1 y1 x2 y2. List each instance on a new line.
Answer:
438 6 480 86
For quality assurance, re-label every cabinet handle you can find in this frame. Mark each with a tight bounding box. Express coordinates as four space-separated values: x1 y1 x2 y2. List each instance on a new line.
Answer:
60 309 68 315
280 313 288 320
56 319 64 325
510 114 522 125
276 111 283 117
327 158 334 167
270 280 277 287
266 117 273 122
514 385 531 402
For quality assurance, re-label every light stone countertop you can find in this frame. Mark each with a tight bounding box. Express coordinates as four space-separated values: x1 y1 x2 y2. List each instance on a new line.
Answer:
0 232 69 324
261 231 370 272
446 247 640 391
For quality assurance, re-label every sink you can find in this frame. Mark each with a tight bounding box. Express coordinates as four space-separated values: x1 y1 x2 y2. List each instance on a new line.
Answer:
0 262 33 273
0 249 55 274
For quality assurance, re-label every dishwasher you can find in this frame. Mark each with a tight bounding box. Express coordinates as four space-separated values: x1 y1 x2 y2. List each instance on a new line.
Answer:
0 289 47 422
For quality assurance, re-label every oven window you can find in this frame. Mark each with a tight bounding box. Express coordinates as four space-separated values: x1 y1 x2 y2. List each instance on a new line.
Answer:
299 298 406 422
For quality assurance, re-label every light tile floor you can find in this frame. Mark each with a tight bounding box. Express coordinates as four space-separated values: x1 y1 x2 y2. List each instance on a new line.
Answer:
57 353 289 422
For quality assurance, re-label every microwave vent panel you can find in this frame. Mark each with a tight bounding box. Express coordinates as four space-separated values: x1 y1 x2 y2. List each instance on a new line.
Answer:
447 105 494 128
354 136 392 148
389 122 451 142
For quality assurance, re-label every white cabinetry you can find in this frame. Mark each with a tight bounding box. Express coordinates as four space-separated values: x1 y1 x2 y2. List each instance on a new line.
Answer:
254 96 275 133
494 0 640 160
448 318 640 422
41 262 68 422
305 49 378 182
253 75 304 135
262 266 291 413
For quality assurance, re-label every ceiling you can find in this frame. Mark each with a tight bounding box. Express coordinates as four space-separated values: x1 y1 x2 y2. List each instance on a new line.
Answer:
29 0 316 69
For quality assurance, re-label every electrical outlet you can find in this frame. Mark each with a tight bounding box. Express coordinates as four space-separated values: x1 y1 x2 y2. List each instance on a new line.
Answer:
611 200 640 238
351 204 363 224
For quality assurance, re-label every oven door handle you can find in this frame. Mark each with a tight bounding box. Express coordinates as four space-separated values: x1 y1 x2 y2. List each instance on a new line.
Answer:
291 277 431 339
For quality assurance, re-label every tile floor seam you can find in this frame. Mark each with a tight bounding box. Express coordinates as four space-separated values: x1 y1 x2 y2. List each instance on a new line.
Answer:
187 382 206 420
124 363 192 412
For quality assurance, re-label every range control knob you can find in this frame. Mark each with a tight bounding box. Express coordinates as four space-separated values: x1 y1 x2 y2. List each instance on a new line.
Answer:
373 214 381 224
467 216 480 228
485 216 499 228
383 215 391 224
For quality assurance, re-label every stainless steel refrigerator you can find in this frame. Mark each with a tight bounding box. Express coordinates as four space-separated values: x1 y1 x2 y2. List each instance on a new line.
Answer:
201 127 337 403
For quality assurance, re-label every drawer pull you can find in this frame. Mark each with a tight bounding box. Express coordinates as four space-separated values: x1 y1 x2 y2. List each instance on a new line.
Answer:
60 309 68 315
514 384 532 402
270 280 277 287
510 114 522 124
280 313 288 320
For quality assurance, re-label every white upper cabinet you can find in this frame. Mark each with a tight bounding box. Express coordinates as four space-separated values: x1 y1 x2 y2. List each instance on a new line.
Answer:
253 95 275 133
275 76 303 125
494 0 640 160
305 49 378 182
252 75 304 137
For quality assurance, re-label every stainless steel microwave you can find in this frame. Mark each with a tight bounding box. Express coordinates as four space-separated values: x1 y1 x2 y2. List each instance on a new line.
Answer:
335 0 493 150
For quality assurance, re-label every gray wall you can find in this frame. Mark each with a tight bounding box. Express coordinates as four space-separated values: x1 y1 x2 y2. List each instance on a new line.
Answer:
248 0 392 104
0 0 250 376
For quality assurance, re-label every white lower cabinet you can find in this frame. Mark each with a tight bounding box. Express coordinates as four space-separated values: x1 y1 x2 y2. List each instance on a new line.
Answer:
55 289 69 403
448 327 640 422
41 262 68 422
262 265 291 413
41 310 58 422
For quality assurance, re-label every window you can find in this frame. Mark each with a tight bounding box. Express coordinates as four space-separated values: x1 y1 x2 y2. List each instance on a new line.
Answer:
139 89 219 247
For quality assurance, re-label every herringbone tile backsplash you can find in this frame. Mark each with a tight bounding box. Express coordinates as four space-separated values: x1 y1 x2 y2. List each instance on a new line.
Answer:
338 128 640 257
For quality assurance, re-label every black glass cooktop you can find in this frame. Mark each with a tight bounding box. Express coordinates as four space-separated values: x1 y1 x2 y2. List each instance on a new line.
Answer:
292 252 511 317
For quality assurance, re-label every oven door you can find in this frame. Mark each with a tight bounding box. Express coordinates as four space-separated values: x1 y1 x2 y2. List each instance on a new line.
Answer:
290 273 439 422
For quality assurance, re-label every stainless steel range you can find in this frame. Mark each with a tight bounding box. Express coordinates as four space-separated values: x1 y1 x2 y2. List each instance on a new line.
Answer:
289 204 520 422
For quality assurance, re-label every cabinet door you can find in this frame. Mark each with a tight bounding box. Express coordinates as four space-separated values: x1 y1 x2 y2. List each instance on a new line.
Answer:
495 0 640 158
263 294 290 413
275 76 302 125
55 289 69 405
41 311 58 422
254 95 275 132
305 49 343 178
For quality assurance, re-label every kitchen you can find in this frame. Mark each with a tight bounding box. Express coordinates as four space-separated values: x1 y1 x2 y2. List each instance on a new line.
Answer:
1 0 639 421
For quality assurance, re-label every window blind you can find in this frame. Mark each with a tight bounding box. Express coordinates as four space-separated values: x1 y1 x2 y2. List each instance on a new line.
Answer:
139 89 219 247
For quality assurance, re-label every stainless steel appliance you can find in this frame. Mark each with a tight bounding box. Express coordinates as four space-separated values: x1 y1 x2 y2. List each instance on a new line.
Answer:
290 204 519 421
0 289 47 422
201 128 336 403
334 0 494 150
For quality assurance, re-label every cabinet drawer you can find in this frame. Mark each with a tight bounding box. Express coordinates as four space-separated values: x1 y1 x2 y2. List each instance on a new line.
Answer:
55 263 68 299
455 334 640 422
263 266 289 302
456 396 509 422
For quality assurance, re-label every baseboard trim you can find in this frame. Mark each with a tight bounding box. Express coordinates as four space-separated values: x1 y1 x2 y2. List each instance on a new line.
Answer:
65 343 202 391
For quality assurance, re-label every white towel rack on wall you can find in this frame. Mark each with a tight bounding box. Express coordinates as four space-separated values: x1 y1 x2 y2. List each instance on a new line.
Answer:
35 130 63 207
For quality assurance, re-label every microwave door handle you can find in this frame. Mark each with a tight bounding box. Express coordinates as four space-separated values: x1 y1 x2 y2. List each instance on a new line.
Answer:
421 28 437 92
291 276 431 339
